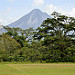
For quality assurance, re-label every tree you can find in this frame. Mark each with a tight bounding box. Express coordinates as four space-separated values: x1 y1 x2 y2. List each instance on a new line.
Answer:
34 12 75 62
0 34 20 56
3 27 35 47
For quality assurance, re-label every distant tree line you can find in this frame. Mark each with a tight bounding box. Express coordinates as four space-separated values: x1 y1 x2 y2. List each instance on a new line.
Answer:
0 12 75 62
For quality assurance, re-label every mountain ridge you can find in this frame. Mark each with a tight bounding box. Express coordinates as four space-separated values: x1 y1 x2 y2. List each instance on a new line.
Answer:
8 9 51 29
0 9 51 34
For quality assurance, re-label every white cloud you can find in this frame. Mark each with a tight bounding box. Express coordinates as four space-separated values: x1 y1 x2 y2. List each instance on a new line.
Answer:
46 4 56 14
33 0 44 6
6 7 12 13
69 8 75 17
8 0 14 2
0 8 18 25
45 4 67 15
0 17 16 25
45 4 75 17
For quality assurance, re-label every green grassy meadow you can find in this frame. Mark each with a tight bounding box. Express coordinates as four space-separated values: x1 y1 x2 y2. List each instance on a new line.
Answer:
0 63 75 75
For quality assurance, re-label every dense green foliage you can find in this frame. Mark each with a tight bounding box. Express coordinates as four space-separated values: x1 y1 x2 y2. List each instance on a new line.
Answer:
0 12 75 62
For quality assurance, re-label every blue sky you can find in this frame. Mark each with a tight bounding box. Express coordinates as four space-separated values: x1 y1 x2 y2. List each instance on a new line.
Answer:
0 0 75 25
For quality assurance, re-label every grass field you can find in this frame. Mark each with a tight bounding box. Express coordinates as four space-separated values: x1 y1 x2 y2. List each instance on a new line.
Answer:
0 63 75 75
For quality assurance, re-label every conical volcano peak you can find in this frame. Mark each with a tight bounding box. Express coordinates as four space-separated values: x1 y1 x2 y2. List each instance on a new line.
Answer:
8 9 51 29
31 9 42 13
30 9 43 15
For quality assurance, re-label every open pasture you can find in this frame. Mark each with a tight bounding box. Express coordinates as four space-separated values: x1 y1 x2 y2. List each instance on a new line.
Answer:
0 63 75 75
